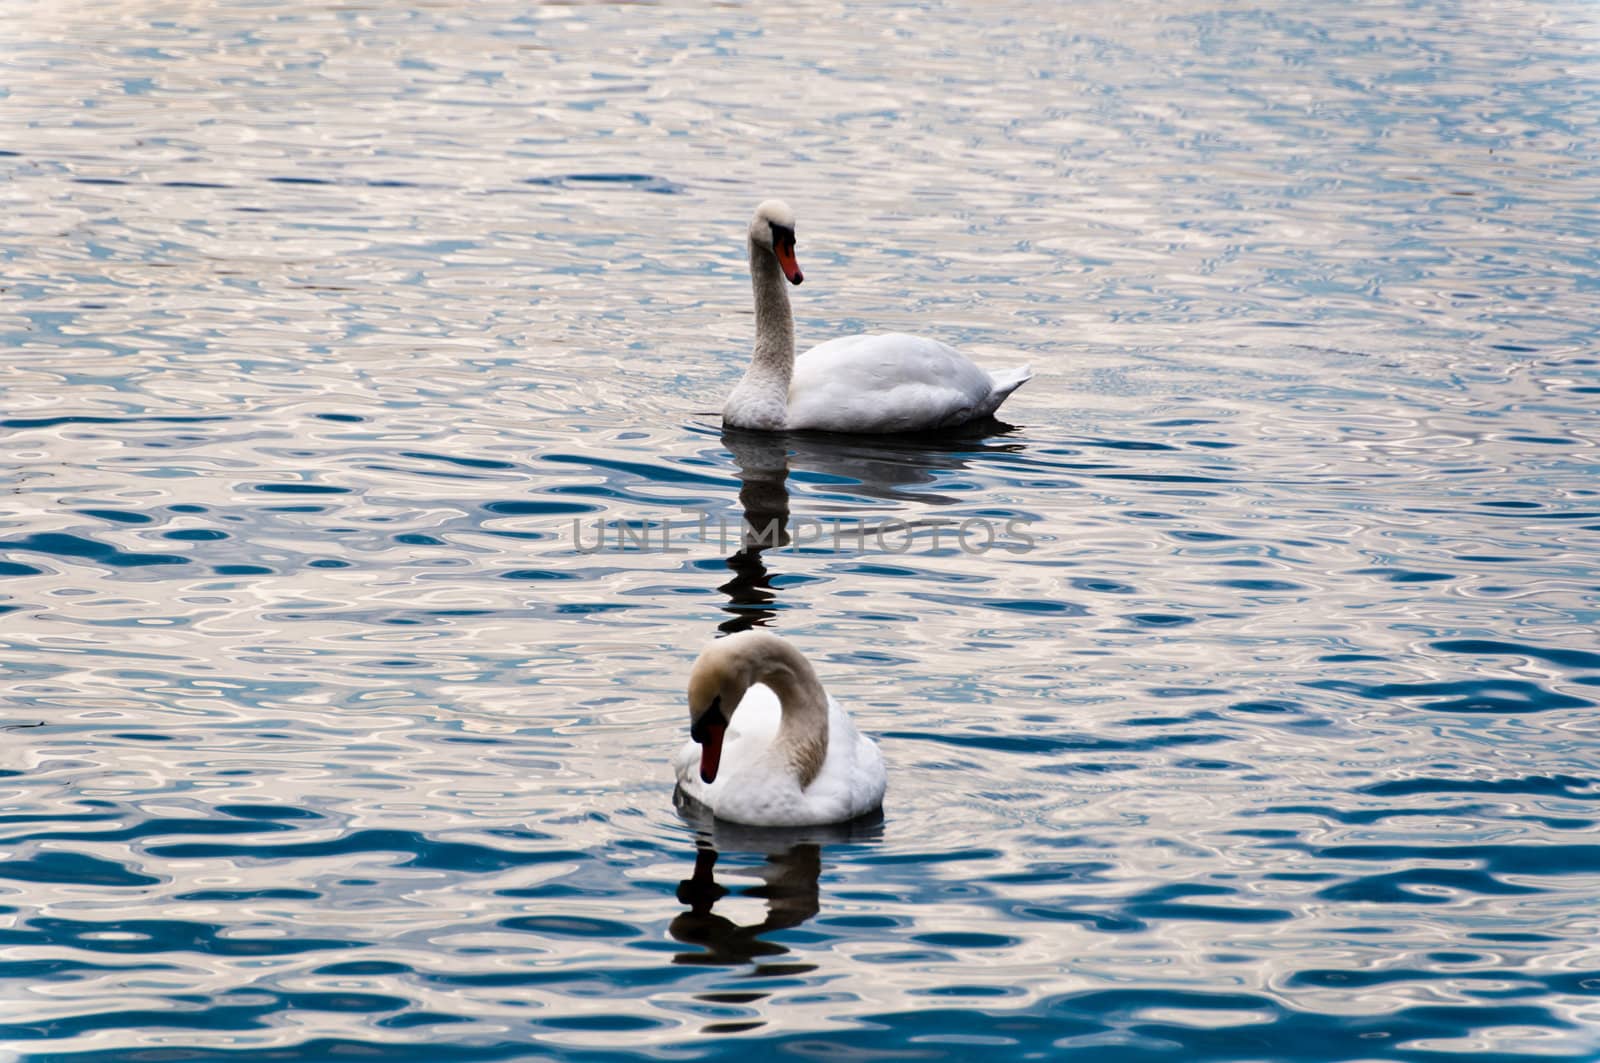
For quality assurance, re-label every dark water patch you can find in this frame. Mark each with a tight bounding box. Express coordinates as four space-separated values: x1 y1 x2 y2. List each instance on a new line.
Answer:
527 172 684 195
912 931 1020 949
685 990 1574 1062
399 450 519 471
1122 883 1293 924
1124 613 1195 627
0 916 365 956
1309 677 1591 714
0 811 122 826
425 963 698 991
1351 566 1453 583
542 1013 670 1032
1290 965 1600 999
1362 774 1600 800
1170 530 1237 542
75 509 153 524
881 730 1224 756
218 804 324 820
914 593 1086 615
378 1011 476 1029
1229 699 1304 715
1317 867 1542 904
315 961 413 976
836 562 985 584
2 814 295 844
6 987 406 1042
1306 842 1600 877
0 957 177 981
0 560 44 576
16 1040 548 1063
1432 639 1600 670
484 499 600 516
1421 506 1600 522
0 852 158 887
367 462 512 482
0 532 186 568
1173 758 1244 772
829 648 917 667
0 414 227 430
173 888 320 901
149 828 587 873
500 915 637 939
542 452 732 487
1098 472 1229 484
915 983 1028 999
251 482 350 494
857 848 1003 868
1069 578 1136 594
1259 802 1507 826
1077 437 1179 452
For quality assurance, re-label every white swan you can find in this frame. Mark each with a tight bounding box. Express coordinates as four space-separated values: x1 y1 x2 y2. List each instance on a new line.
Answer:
674 630 887 826
723 200 1033 434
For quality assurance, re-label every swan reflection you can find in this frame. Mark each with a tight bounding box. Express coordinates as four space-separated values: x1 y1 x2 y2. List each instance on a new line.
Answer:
716 426 1028 634
670 798 884 972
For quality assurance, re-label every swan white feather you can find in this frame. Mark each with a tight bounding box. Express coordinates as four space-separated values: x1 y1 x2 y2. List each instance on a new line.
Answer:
724 200 1031 435
674 630 886 827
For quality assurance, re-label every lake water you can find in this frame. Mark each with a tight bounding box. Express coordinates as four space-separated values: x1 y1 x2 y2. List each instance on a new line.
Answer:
3 1 1600 1060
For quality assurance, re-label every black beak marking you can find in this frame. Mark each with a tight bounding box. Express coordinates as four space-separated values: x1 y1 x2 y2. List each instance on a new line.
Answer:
691 695 726 744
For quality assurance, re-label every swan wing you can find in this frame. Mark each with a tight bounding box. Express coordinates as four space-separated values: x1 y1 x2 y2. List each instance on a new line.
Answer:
805 695 887 820
787 333 1025 433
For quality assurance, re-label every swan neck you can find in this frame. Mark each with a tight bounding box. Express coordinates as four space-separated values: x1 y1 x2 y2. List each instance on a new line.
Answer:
764 655 829 790
747 236 794 383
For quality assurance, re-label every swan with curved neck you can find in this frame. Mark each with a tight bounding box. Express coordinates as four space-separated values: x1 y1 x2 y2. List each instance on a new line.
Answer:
675 630 886 826
724 200 1032 434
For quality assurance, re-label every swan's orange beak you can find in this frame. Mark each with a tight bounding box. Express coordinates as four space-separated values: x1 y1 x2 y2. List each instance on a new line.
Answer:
691 697 729 784
698 723 725 784
775 242 803 285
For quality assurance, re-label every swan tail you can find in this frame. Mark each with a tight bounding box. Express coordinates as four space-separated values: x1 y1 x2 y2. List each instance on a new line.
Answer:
982 365 1032 416
989 365 1032 397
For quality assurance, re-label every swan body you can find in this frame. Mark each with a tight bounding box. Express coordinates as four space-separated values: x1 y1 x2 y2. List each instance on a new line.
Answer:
674 630 886 827
723 200 1032 435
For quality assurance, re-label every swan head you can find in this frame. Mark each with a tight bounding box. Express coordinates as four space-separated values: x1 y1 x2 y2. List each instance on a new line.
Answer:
749 200 803 285
686 629 811 784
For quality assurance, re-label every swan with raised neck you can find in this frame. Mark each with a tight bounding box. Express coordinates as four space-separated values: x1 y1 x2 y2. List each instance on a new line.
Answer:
676 630 886 827
722 199 1032 435
724 200 802 432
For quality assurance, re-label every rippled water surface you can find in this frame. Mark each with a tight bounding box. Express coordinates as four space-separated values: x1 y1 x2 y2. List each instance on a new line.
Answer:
4 1 1600 1059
